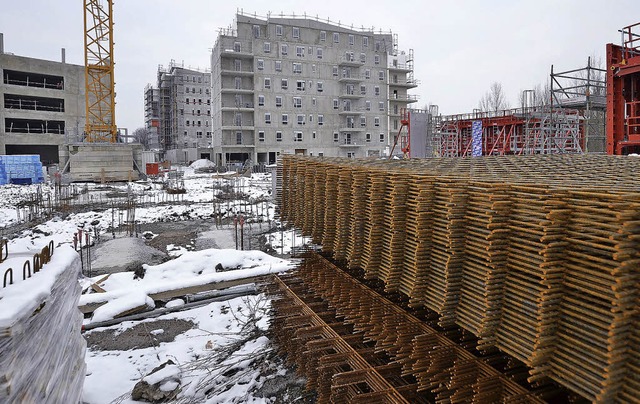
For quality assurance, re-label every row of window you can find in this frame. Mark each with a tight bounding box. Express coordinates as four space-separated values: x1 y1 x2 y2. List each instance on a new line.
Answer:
256 59 385 79
254 25 377 50
185 120 209 127
255 94 386 113
260 112 383 127
192 131 212 139
181 75 207 84
253 130 385 143
185 87 210 95
179 109 210 116
184 98 211 105
262 76 383 92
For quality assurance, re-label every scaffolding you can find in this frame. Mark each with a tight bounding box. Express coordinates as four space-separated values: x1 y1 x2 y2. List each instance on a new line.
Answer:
431 106 584 157
551 57 607 153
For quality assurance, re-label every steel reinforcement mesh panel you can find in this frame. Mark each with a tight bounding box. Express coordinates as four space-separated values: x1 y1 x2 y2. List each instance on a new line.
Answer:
278 154 640 403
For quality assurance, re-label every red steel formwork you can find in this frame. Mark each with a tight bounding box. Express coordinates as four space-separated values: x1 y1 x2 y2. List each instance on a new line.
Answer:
432 108 584 157
607 22 640 155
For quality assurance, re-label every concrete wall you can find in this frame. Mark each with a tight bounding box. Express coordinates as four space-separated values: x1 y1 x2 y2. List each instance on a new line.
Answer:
211 14 417 165
0 49 85 164
65 143 140 182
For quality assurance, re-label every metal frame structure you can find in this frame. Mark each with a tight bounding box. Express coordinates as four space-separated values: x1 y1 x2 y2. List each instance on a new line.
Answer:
84 0 117 142
431 107 584 157
606 22 640 155
551 57 607 153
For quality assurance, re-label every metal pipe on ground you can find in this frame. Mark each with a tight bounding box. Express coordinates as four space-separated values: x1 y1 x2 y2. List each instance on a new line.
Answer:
81 285 259 332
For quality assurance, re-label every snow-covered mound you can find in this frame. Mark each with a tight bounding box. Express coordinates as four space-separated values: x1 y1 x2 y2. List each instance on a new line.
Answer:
189 159 215 169
80 248 294 323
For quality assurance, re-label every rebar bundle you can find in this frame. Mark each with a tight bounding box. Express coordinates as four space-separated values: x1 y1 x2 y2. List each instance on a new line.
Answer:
278 154 640 402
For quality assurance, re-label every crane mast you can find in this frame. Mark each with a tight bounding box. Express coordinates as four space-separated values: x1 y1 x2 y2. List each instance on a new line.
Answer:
84 0 116 142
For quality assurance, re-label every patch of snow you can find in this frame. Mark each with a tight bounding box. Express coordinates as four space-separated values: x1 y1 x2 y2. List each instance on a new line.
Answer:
143 363 180 385
91 292 154 323
165 299 185 308
189 159 216 169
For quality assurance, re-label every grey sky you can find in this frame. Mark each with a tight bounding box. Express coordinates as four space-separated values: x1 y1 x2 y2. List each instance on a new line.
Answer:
1 1 638 132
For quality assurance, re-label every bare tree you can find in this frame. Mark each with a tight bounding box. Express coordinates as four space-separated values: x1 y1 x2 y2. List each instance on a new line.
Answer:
478 82 510 112
132 127 151 150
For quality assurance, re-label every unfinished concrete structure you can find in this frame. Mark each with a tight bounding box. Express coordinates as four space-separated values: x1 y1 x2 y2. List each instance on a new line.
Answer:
0 33 85 165
145 62 212 164
210 11 418 166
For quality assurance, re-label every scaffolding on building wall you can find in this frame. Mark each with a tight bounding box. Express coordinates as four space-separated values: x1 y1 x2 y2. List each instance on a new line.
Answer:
551 57 607 153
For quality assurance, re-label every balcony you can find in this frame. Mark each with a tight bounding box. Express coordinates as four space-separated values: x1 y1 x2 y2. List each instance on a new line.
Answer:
221 69 254 76
338 56 364 67
388 78 419 89
339 91 364 99
338 74 363 83
221 87 254 95
387 63 413 72
338 109 363 115
388 94 419 103
339 126 365 132
221 103 254 112
221 125 255 131
339 140 364 147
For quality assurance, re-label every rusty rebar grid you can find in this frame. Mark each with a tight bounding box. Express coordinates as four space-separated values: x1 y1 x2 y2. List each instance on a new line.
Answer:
277 154 640 402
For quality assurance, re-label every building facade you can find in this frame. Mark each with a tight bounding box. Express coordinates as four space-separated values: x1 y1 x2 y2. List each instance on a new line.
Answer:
0 34 85 165
145 62 212 163
211 12 417 165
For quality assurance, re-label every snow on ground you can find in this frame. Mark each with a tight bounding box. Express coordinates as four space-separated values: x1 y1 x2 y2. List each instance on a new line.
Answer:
0 170 294 403
265 227 312 255
83 294 278 404
81 248 294 324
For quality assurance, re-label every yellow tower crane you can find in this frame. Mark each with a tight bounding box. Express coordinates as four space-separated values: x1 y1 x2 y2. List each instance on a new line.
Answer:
83 0 116 142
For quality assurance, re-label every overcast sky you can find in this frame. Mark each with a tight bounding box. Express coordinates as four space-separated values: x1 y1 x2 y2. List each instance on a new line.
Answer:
1 1 638 131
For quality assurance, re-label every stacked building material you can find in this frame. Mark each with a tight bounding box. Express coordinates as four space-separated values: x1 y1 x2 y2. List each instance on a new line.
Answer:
346 166 370 269
548 190 640 402
0 155 44 185
400 174 435 306
456 181 511 346
278 154 640 402
321 164 340 254
379 172 410 292
0 246 85 403
333 166 354 260
360 168 388 279
424 178 468 326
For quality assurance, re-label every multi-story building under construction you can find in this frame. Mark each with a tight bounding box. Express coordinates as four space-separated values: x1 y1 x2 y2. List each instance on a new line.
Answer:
145 62 212 163
0 33 85 165
210 11 418 165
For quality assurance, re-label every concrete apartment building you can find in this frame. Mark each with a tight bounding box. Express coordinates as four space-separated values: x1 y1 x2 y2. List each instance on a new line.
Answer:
145 62 212 163
0 33 85 165
211 12 417 165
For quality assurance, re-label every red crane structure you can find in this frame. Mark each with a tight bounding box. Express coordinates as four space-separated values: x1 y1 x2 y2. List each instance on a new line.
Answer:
389 108 411 158
607 22 640 155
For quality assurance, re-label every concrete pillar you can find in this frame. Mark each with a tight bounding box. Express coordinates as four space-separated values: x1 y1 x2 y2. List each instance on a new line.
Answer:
61 48 66 63
0 33 4 54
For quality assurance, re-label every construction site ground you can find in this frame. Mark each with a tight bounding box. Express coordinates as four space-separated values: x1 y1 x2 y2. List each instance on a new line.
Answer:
0 168 315 403
82 216 315 403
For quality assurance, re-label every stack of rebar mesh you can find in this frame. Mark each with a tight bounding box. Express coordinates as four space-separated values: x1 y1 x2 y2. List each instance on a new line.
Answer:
278 154 640 402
